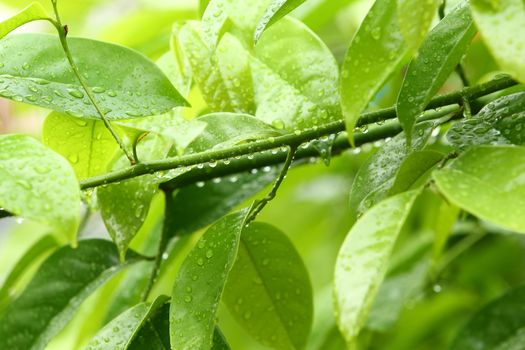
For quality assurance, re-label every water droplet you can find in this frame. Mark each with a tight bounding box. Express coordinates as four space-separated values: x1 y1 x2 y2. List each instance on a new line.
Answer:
68 89 84 99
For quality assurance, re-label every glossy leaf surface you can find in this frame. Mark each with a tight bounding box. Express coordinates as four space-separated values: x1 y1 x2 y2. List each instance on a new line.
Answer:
397 0 440 50
223 222 313 349
0 34 187 120
254 0 306 43
0 2 50 39
389 150 444 195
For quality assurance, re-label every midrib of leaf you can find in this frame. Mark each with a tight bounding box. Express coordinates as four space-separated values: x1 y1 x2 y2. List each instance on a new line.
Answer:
87 121 97 177
240 236 297 349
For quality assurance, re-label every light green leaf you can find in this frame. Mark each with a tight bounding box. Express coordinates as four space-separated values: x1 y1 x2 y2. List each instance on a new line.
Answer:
0 2 51 39
254 0 306 43
470 0 525 82
397 1 476 145
0 239 140 350
389 150 445 195
178 17 340 130
334 190 419 344
433 145 525 234
85 296 168 350
0 33 187 120
199 0 211 17
397 0 440 50
349 122 433 219
450 285 525 350
43 112 118 179
169 209 249 349
0 134 80 243
341 0 408 143
223 222 313 349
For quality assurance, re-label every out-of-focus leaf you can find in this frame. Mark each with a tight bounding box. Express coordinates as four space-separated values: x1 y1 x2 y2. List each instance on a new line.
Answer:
397 1 476 145
433 145 525 233
223 222 313 349
254 0 306 43
349 122 433 219
334 190 419 344
0 34 187 119
0 2 50 39
0 239 140 350
341 0 408 143
0 134 80 243
470 0 525 82
169 210 249 349
389 150 445 195
451 285 525 350
397 0 440 50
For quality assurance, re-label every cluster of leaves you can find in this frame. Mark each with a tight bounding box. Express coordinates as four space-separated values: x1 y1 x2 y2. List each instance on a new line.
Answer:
0 0 524 349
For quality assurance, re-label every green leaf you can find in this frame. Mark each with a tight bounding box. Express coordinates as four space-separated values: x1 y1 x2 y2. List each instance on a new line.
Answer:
349 122 433 219
340 0 408 143
223 222 313 349
397 0 440 50
0 2 51 39
199 0 211 17
334 190 419 344
85 296 168 350
177 17 340 130
43 112 119 179
211 328 231 350
447 92 525 149
0 33 188 120
433 145 525 234
470 0 525 82
389 150 445 195
128 302 171 350
169 209 249 349
397 1 476 145
254 0 306 43
0 134 80 243
0 239 140 350
450 285 525 350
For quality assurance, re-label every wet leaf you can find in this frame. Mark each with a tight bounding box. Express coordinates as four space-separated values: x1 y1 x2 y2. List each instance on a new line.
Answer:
223 222 313 349
0 33 187 120
0 2 50 39
169 210 249 349
0 134 80 243
0 239 141 350
341 0 408 143
397 0 440 50
254 0 306 43
389 150 445 195
128 302 171 350
433 145 525 233
334 190 419 344
397 1 476 145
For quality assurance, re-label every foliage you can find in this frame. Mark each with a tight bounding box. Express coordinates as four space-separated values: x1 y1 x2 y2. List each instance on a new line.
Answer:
0 0 524 349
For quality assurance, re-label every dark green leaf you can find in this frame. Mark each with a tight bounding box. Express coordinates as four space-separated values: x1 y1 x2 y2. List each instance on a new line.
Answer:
0 2 50 39
128 302 171 350
0 33 187 119
169 209 249 349
254 0 306 43
389 150 445 195
0 239 140 350
433 145 525 233
211 328 231 350
397 1 476 145
223 222 313 349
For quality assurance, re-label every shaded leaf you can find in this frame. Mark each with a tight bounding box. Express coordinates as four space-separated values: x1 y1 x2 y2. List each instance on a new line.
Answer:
397 0 440 50
254 0 306 43
128 302 171 350
0 134 80 243
389 150 445 195
224 222 313 349
0 2 50 39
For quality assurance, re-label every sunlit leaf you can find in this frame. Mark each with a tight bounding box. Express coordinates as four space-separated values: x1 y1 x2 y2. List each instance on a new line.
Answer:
0 34 187 119
397 1 476 145
341 0 408 143
223 222 313 349
0 134 80 243
0 239 141 350
334 190 419 344
397 0 440 51
433 145 525 233
470 0 525 82
254 0 306 43
0 2 51 39
169 209 249 349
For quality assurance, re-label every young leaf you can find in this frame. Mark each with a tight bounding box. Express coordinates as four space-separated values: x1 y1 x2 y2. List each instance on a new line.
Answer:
254 0 306 43
223 222 313 349
397 1 476 145
470 0 525 82
0 134 80 243
43 112 118 179
0 2 51 39
0 34 188 120
433 145 525 233
85 296 168 350
340 0 408 143
334 190 419 344
349 122 433 219
169 209 249 349
397 0 440 50
0 239 140 350
450 285 525 350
